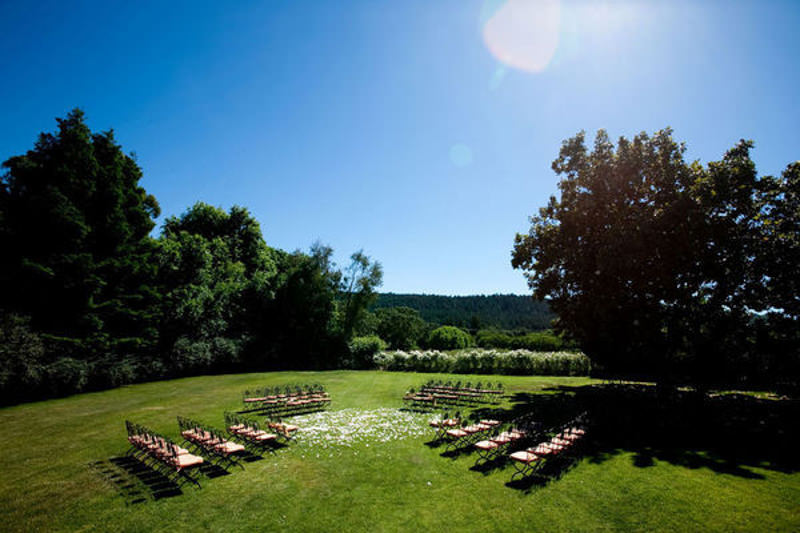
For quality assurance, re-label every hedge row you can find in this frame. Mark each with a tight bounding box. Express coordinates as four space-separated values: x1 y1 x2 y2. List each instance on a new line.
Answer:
373 349 591 376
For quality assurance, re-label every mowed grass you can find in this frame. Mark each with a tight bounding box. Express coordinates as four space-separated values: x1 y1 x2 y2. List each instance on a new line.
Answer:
0 371 797 532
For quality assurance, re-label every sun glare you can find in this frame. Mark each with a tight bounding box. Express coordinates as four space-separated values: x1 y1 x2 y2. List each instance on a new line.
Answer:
482 0 561 73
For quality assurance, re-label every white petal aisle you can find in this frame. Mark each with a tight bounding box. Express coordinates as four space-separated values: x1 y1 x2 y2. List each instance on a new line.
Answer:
292 408 430 449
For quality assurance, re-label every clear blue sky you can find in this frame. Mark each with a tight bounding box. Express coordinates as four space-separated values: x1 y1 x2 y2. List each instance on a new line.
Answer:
1 0 798 295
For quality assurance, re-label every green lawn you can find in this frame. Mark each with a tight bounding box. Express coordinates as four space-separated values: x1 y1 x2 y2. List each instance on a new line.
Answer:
0 371 797 532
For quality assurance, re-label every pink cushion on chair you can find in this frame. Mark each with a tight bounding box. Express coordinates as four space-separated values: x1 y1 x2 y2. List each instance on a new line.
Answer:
510 451 539 464
216 441 246 454
174 453 204 468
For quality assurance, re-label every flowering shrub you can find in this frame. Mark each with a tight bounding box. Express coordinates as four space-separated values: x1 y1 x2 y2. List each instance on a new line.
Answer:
373 349 590 376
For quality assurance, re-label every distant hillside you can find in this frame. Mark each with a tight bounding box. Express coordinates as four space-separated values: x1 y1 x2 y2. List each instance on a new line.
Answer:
371 293 555 331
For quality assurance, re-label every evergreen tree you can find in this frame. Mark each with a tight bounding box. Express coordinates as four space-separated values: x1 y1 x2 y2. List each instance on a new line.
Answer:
0 109 160 359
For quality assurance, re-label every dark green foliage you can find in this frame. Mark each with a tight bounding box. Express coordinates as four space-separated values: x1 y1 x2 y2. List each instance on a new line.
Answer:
44 357 90 396
155 202 276 373
337 251 383 340
260 248 341 369
0 110 389 403
0 312 46 403
426 325 472 350
375 306 426 349
475 329 569 351
372 293 554 330
512 129 800 385
347 335 388 369
0 109 160 354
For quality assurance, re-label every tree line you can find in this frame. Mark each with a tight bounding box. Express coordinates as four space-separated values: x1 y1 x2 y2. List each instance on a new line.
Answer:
0 110 383 404
371 293 554 330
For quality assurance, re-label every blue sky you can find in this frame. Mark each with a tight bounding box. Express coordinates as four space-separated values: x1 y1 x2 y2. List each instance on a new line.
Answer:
1 0 798 295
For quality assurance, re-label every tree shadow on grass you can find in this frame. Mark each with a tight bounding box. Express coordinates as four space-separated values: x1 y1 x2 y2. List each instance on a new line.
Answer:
502 383 800 483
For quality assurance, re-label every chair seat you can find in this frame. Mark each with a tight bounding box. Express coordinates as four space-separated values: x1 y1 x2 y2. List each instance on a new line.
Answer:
531 444 554 455
480 419 501 426
173 453 204 468
491 435 512 444
216 441 246 454
446 429 468 438
510 451 539 464
475 440 499 450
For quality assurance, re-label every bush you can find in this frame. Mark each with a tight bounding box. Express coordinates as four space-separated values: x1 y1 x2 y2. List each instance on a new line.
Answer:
347 335 388 369
510 332 563 351
0 312 46 402
427 326 472 350
374 349 591 376
476 329 574 351
90 357 140 389
45 357 90 396
475 329 513 349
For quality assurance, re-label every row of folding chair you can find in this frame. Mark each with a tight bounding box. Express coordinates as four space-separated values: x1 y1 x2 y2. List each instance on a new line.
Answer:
437 415 506 452
403 388 497 410
472 419 542 464
125 421 204 488
242 383 327 403
177 416 246 470
241 384 331 417
405 380 504 409
224 412 298 449
508 416 589 480
421 379 504 397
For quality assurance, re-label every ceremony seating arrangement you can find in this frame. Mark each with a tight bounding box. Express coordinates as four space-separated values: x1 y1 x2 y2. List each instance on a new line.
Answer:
403 380 504 410
508 414 589 480
125 421 204 488
177 416 246 469
241 384 331 417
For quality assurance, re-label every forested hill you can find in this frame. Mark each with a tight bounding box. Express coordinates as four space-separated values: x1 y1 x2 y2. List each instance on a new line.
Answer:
371 293 554 331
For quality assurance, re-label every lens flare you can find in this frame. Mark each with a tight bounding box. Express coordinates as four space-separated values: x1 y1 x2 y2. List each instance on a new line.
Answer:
482 0 561 73
449 144 474 167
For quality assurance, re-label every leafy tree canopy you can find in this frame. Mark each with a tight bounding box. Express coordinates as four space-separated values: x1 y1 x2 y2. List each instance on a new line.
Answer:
0 108 160 354
512 128 799 384
375 306 426 350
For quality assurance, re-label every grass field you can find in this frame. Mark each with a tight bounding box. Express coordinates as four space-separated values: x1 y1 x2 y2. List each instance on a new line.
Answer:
0 371 797 532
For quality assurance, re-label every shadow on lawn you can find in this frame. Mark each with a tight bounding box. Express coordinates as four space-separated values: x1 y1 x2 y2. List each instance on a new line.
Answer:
94 448 268 502
499 383 800 489
101 456 184 501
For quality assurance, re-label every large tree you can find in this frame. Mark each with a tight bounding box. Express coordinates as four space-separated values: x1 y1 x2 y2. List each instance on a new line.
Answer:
155 202 278 372
0 109 160 357
512 129 797 384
